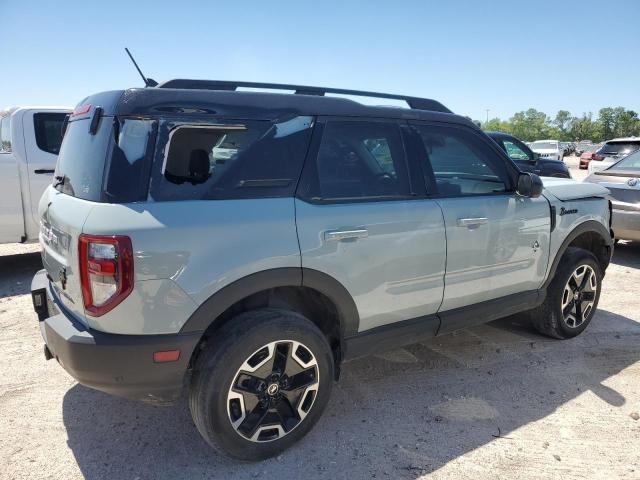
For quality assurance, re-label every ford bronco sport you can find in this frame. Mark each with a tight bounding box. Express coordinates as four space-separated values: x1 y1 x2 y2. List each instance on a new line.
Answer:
31 80 614 460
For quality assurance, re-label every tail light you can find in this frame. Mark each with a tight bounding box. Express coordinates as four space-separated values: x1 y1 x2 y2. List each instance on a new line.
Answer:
79 234 133 316
592 153 603 161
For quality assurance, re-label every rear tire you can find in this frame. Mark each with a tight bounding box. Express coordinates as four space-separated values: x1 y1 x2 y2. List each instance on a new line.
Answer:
189 308 334 461
529 247 602 339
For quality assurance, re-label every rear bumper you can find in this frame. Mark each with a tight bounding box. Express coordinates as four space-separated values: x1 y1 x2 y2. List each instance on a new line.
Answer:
31 269 201 403
612 209 640 241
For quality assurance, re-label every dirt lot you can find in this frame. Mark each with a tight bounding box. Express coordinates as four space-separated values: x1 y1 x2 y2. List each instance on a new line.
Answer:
1 156 639 480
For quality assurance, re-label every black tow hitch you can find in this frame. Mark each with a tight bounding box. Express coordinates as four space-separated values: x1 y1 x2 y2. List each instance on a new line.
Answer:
32 288 48 321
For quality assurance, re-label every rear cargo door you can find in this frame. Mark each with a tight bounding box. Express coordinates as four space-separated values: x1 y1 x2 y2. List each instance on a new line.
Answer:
40 113 113 323
40 187 96 322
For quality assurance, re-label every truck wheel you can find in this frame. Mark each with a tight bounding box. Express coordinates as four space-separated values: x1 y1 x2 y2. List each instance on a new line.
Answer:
530 247 602 339
189 308 334 461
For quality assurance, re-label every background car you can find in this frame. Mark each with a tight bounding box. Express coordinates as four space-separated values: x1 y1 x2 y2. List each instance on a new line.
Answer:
587 138 640 173
575 141 594 156
584 149 640 242
559 142 571 156
0 106 70 244
486 132 571 177
529 140 564 161
579 144 602 169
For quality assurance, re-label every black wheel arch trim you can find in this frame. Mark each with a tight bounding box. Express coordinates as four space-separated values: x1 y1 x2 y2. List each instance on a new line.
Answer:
179 267 360 340
542 220 613 290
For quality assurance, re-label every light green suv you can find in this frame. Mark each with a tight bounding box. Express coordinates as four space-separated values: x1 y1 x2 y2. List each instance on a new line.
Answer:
31 80 614 460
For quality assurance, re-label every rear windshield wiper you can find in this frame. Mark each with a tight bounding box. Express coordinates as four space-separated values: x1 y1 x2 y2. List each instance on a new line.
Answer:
53 175 66 189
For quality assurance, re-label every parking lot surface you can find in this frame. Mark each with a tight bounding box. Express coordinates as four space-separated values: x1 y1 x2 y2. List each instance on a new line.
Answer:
1 157 638 479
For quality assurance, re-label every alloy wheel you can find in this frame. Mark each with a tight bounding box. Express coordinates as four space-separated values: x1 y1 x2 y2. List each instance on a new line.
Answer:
227 340 319 442
561 264 598 328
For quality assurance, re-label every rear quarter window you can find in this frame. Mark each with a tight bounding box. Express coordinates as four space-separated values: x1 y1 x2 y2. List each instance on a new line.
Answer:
150 116 313 201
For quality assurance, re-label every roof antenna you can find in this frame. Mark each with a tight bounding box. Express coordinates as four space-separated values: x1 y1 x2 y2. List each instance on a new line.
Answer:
124 48 158 87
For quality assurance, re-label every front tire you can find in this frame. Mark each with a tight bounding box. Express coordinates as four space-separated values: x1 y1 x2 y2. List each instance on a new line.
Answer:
189 308 334 461
529 247 603 339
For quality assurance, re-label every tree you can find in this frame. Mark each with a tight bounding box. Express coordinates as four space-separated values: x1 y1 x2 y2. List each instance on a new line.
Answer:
613 109 640 137
554 110 572 140
482 117 511 133
509 109 556 142
478 106 638 143
569 113 601 142
598 107 615 140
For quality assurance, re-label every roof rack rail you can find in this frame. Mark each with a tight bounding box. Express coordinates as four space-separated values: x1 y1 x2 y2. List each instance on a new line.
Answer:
156 79 452 114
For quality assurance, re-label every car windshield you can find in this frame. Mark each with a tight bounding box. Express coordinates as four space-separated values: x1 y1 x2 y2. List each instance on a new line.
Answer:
607 150 640 171
531 142 558 150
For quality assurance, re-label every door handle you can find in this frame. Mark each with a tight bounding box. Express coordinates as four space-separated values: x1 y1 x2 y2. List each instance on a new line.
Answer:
34 169 55 174
324 229 368 241
456 217 488 228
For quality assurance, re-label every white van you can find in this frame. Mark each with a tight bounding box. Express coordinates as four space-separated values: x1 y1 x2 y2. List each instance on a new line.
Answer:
0 107 70 244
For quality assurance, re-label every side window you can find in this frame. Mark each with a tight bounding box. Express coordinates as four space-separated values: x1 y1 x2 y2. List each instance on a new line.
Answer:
33 113 67 155
415 124 511 196
150 116 313 201
103 119 156 203
503 140 530 161
1 116 11 152
305 120 411 201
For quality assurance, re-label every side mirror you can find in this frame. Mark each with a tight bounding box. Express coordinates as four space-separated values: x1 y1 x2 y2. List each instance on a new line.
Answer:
517 172 543 198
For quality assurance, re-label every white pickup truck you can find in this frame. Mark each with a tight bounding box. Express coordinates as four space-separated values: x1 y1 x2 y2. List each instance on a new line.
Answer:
0 107 70 244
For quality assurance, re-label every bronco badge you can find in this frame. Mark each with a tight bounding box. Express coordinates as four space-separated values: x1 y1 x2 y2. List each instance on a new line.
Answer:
559 207 578 216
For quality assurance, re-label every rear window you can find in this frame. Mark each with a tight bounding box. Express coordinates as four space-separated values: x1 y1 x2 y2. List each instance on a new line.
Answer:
598 141 640 156
55 117 155 202
33 112 67 155
150 116 313 201
608 150 640 171
54 118 112 201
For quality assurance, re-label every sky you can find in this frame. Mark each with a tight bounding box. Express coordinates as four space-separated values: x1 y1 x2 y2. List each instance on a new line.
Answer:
1 0 638 121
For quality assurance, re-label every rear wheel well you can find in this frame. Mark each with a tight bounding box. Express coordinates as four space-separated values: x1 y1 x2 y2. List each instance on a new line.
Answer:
188 286 342 378
566 231 611 272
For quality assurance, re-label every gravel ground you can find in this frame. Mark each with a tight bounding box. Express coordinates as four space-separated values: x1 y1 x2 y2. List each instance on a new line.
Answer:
1 157 639 479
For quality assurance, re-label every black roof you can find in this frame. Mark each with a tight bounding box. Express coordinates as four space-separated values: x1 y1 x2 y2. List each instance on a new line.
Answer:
157 79 452 113
80 80 475 127
485 131 512 139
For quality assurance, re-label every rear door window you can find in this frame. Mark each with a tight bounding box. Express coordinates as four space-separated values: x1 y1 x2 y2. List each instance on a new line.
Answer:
33 112 67 155
150 116 313 201
299 120 411 201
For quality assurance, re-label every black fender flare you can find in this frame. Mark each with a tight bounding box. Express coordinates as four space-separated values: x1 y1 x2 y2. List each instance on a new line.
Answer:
542 220 613 290
179 267 360 340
